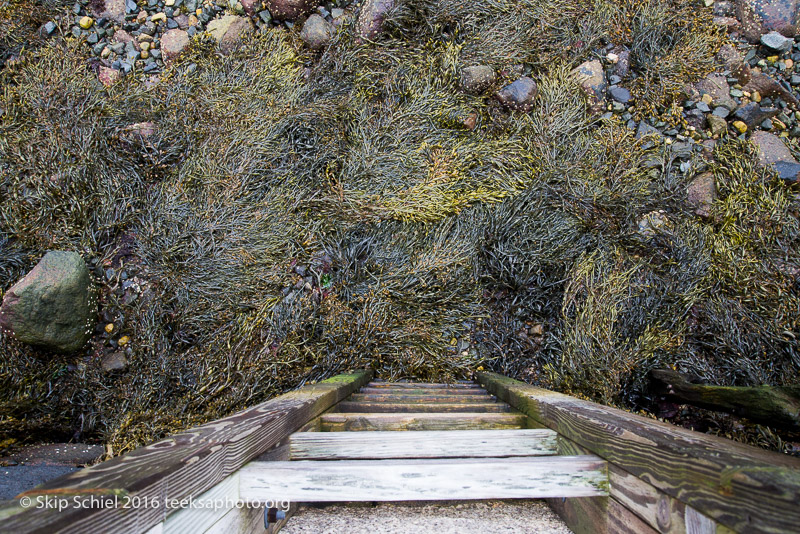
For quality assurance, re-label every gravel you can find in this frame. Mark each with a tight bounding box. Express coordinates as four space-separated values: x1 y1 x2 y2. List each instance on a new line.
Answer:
281 500 573 534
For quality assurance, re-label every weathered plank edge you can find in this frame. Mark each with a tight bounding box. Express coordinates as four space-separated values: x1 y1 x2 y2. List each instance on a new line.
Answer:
1 370 372 534
478 371 800 534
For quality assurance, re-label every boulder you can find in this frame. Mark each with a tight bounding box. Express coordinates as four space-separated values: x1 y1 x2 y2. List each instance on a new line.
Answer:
300 14 334 49
161 29 189 61
736 0 800 42
0 251 96 353
750 131 800 181
207 15 252 54
572 59 607 113
495 77 538 112
460 65 495 94
264 0 318 21
687 173 718 218
357 0 394 40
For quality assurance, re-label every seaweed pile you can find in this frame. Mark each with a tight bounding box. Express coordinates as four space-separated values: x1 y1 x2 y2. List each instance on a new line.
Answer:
1 0 798 455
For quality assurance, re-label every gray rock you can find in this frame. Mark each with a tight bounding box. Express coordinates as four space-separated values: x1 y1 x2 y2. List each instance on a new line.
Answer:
687 172 717 218
207 15 252 54
43 21 57 35
92 0 126 24
264 0 318 21
635 121 662 139
0 252 96 353
572 59 606 113
460 65 495 94
750 130 800 181
300 13 334 49
733 102 780 129
712 106 731 118
609 86 631 104
357 0 394 40
494 77 538 112
761 30 794 51
696 101 711 113
101 351 128 372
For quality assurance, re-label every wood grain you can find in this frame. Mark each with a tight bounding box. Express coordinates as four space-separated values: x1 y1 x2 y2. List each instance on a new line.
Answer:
239 456 609 502
479 371 800 534
358 387 488 395
333 401 510 413
347 393 496 403
364 382 482 389
288 429 559 459
319 412 527 431
3 371 371 534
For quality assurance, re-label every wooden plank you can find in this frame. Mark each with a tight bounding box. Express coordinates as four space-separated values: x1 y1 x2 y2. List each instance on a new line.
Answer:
239 456 608 502
365 382 481 389
348 393 497 403
3 371 372 534
478 371 800 534
333 402 509 413
609 497 660 534
548 495 608 534
320 412 527 431
359 387 488 395
288 429 558 460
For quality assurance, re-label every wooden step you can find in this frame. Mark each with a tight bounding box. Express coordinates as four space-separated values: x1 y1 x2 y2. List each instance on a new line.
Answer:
239 456 608 502
320 412 527 431
359 387 488 396
365 382 482 389
289 429 558 460
334 402 510 413
348 393 497 403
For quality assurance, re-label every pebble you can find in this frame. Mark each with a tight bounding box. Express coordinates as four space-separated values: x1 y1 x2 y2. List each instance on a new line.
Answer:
609 86 631 104
79 16 94 29
761 31 793 53
732 120 748 133
43 21 57 35
712 107 730 118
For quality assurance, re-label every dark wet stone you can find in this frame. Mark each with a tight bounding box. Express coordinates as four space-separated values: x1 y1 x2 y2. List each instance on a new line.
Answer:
733 102 780 129
495 77 538 112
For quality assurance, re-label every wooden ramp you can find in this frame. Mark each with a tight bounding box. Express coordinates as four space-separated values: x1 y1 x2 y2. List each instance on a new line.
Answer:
240 380 608 504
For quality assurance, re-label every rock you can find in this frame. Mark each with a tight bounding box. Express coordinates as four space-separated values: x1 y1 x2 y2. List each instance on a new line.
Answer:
207 15 252 54
494 77 538 112
686 109 707 130
715 0 736 16
761 30 794 51
0 252 96 353
264 0 318 21
750 130 800 181
120 121 156 142
737 0 800 42
693 73 737 110
609 86 631 104
687 172 718 218
733 102 780 129
612 48 630 79
42 21 57 36
357 0 394 40
91 0 126 24
300 14 334 49
460 65 495 94
101 351 127 372
635 121 662 139
240 0 260 16
112 28 134 44
79 16 94 29
707 114 728 136
572 59 607 113
98 66 120 87
742 73 799 106
716 44 752 85
732 120 749 133
161 28 189 61
638 210 669 237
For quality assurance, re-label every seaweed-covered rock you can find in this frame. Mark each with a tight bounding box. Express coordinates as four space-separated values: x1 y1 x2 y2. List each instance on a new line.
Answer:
357 0 394 40
0 251 96 353
495 77 538 112
161 29 189 61
265 0 319 21
737 0 800 42
300 14 334 49
692 73 737 111
208 15 252 54
716 44 752 85
460 65 495 94
750 130 800 181
572 59 606 113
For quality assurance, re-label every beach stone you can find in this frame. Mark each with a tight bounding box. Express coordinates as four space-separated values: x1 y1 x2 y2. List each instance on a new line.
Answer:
761 30 794 50
264 0 318 21
572 59 606 113
460 65 495 94
707 114 728 136
0 252 96 353
207 15 252 53
737 0 800 42
716 44 752 85
101 351 128 371
357 0 394 40
161 28 189 61
494 77 538 112
742 72 799 106
687 172 718 218
91 0 126 23
98 66 119 87
693 73 738 110
750 130 800 181
609 86 631 104
240 0 260 16
300 14 334 49
733 102 780 129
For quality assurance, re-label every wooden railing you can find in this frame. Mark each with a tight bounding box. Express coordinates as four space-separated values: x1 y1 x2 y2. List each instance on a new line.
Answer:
0 370 372 534
478 371 800 534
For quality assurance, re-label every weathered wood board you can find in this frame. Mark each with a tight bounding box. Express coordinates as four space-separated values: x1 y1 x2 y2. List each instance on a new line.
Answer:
347 393 497 403
478 371 800 534
333 401 509 413
358 387 488 395
320 412 527 431
239 456 608 502
364 382 482 389
289 429 559 459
